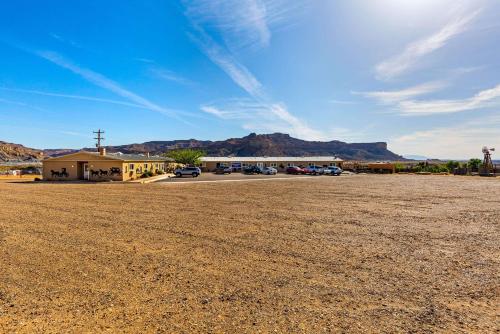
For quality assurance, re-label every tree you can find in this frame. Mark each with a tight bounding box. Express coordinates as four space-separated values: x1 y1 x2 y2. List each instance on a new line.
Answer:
445 160 460 171
467 158 482 171
165 149 205 166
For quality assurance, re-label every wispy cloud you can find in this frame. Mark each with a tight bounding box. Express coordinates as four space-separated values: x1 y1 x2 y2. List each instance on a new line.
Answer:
0 97 47 112
398 84 500 115
190 29 264 98
390 116 500 159
375 9 480 80
185 1 324 140
34 50 185 119
0 87 147 110
193 29 322 139
149 67 195 86
359 81 447 104
184 0 306 51
50 33 83 49
201 98 326 140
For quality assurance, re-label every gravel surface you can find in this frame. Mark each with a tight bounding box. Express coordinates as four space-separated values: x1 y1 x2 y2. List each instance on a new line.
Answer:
0 175 499 333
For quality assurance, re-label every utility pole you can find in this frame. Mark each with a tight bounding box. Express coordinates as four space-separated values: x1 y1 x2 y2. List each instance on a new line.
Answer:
93 129 105 149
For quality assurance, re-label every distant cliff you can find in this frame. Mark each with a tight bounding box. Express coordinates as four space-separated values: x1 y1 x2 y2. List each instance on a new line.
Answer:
101 133 404 161
1 133 404 163
0 141 43 163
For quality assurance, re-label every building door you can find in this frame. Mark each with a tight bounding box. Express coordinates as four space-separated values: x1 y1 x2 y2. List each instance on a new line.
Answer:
256 162 264 169
83 163 90 180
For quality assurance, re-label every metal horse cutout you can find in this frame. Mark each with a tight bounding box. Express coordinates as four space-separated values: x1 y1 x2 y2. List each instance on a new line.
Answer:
50 168 69 177
89 167 121 178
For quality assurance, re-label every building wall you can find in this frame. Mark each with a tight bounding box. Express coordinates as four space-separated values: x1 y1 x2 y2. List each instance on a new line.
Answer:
43 153 168 181
42 160 80 181
43 160 125 181
87 161 124 181
122 161 166 181
201 160 343 172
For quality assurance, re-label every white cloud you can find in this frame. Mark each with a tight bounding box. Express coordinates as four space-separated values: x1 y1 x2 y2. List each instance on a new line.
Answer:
0 87 146 110
398 84 500 115
0 97 47 112
390 117 500 159
35 50 184 119
149 67 195 86
190 20 322 140
184 0 306 51
191 30 264 98
360 81 447 104
201 99 326 140
375 9 480 80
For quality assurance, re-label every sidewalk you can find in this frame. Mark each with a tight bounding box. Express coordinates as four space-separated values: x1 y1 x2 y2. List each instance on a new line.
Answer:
129 173 174 184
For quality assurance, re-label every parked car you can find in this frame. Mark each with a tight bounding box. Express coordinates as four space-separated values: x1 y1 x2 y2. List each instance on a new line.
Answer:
174 166 201 177
214 166 232 174
303 166 324 175
286 166 304 174
323 166 343 176
243 165 262 174
262 167 277 175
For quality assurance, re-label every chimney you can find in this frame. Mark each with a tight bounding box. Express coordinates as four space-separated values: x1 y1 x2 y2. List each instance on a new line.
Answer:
146 152 150 157
99 147 106 156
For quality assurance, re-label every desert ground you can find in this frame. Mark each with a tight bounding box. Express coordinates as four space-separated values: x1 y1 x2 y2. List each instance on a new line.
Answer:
0 175 499 333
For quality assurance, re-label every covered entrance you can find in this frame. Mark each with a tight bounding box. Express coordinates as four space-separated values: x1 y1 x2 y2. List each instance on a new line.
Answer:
77 162 90 180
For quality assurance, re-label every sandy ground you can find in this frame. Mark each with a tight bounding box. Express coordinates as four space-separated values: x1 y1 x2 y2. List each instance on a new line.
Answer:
0 175 499 333
0 175 40 182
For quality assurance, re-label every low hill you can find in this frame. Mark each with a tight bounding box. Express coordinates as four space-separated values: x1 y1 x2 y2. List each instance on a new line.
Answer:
101 133 403 161
0 141 43 163
2 133 404 162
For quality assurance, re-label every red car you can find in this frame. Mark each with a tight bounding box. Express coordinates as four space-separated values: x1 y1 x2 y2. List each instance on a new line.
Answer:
286 166 304 174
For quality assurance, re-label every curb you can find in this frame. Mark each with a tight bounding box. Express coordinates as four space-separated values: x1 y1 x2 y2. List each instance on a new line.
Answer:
131 174 174 184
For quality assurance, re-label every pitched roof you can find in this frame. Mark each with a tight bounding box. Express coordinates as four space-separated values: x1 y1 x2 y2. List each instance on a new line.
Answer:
44 151 173 162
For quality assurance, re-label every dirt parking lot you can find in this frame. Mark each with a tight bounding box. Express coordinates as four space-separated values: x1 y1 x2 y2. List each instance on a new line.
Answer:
0 175 499 333
160 172 325 183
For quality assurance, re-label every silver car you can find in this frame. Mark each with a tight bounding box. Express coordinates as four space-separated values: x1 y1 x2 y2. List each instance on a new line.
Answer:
174 166 201 177
262 167 277 175
323 166 343 176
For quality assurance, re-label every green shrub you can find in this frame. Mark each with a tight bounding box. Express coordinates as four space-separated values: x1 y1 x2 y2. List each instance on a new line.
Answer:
140 171 154 178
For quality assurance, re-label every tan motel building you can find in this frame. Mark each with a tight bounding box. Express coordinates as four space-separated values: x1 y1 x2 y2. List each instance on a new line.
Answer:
42 148 173 181
200 156 343 172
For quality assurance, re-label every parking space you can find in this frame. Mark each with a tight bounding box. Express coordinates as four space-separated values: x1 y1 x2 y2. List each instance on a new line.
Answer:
157 172 329 183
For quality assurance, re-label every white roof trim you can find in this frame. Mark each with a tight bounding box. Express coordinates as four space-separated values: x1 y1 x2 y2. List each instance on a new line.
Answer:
201 156 343 162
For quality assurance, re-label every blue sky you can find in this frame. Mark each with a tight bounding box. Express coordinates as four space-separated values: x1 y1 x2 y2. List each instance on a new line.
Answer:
0 0 499 158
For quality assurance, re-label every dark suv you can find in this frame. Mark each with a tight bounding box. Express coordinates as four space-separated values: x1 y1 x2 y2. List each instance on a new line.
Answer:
243 166 262 174
214 166 232 174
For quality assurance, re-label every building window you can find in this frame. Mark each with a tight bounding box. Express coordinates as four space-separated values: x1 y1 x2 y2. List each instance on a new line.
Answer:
330 163 337 167
271 163 277 167
125 165 128 173
129 164 135 171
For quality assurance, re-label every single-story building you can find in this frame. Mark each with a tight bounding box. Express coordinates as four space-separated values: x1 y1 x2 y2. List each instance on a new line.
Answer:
200 156 343 172
42 148 173 181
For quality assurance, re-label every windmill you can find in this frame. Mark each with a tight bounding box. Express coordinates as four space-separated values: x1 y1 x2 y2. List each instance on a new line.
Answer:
482 146 495 175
